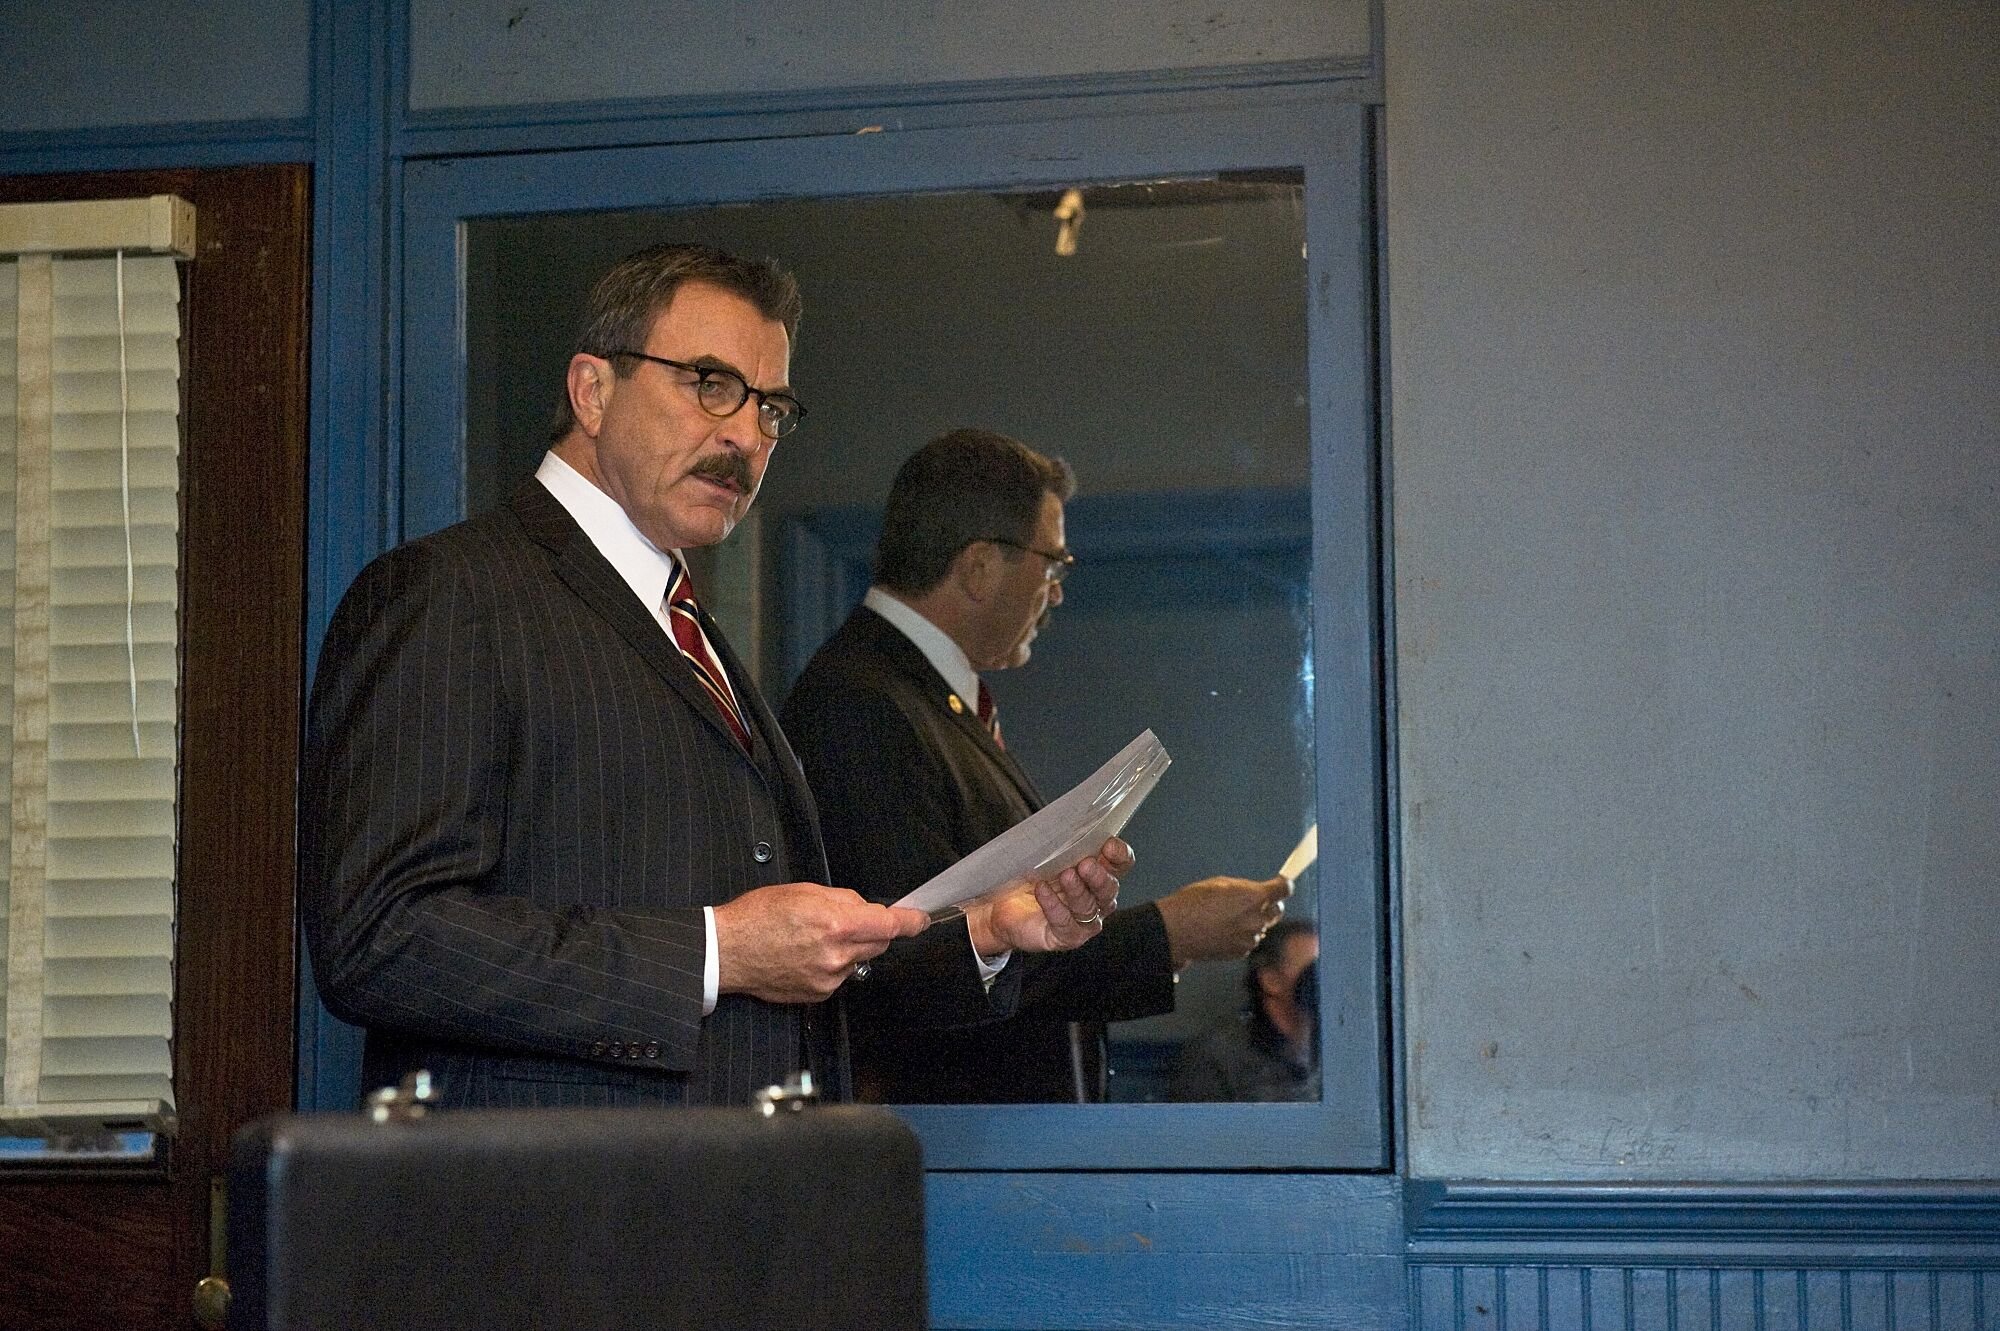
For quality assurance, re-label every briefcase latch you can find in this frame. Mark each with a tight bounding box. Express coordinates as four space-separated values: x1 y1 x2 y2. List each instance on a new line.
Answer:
752 1071 817 1116
367 1069 438 1123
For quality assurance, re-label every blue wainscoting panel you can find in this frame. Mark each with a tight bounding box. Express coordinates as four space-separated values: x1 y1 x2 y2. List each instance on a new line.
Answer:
1404 1182 2000 1330
1409 1266 1998 1330
927 1172 1406 1329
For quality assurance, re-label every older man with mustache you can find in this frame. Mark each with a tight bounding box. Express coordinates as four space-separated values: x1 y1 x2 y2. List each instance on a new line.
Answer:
302 245 1127 1109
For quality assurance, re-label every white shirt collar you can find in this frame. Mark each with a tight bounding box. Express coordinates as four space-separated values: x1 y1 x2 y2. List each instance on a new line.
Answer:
536 450 680 615
863 586 982 707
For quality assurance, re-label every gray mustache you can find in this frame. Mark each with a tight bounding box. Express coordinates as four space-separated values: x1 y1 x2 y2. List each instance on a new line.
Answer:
691 451 752 493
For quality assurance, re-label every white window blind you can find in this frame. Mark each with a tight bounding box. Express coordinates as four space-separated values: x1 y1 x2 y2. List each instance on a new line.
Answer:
0 195 191 1141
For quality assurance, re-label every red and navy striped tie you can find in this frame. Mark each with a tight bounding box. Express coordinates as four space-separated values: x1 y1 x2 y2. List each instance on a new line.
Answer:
665 561 750 751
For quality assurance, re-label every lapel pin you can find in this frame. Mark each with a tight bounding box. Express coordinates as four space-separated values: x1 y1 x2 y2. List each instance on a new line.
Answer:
947 693 966 714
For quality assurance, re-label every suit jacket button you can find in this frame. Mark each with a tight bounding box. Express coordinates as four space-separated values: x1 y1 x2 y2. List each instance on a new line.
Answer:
607 1041 625 1059
752 840 774 863
644 1042 661 1059
590 1041 608 1057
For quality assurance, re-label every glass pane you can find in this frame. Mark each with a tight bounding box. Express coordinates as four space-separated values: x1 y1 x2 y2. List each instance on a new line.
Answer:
464 179 1320 1103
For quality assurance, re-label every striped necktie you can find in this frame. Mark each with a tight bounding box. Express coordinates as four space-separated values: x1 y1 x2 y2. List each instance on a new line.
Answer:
976 679 1004 750
664 561 751 752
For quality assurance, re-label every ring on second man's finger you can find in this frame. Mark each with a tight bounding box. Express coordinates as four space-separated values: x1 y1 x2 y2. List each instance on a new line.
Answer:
1076 909 1105 927
853 962 872 980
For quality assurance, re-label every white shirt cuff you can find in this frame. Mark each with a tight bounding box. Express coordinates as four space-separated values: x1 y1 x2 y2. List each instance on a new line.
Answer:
973 934 1011 987
702 906 719 1015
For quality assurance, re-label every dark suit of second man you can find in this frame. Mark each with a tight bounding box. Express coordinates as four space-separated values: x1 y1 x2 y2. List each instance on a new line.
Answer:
784 602 1178 1102
782 429 1288 1103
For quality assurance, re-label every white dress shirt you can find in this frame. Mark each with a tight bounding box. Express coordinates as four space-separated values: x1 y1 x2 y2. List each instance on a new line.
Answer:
536 451 724 1014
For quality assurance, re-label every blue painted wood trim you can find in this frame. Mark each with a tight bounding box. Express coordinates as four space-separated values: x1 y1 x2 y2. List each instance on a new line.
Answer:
296 0 402 1114
396 56 1380 159
308 0 401 624
0 119 314 175
1303 92 1395 1174
1406 1180 2000 1267
777 509 873 695
926 1171 1408 1330
1369 99 1408 1184
907 1100 1391 1172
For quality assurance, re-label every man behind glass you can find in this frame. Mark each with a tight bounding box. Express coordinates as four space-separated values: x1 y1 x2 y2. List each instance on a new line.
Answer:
781 428 1290 1103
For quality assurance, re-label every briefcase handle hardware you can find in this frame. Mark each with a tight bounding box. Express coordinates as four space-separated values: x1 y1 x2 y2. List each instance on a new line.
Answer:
366 1069 438 1123
752 1071 817 1116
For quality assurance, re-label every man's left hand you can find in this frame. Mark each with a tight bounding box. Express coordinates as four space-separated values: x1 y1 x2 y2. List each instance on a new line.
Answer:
1156 874 1291 970
964 836 1132 956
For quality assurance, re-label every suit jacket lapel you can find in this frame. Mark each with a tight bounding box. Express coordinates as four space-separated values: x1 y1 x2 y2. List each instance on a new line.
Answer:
852 607 1045 811
969 710 1044 812
509 478 753 761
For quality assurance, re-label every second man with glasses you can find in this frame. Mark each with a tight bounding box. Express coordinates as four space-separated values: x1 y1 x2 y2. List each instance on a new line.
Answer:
782 428 1291 1104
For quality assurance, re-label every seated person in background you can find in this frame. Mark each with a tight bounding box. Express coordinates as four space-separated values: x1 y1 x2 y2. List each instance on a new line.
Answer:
1169 919 1320 1102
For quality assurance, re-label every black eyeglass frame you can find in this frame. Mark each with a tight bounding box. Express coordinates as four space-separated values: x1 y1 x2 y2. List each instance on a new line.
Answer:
603 349 807 439
981 536 1077 583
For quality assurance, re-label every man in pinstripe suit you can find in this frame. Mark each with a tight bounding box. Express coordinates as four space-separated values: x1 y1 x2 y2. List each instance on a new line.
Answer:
302 244 1128 1109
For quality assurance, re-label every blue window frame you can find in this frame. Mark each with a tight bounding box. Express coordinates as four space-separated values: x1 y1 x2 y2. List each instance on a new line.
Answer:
396 89 1387 1171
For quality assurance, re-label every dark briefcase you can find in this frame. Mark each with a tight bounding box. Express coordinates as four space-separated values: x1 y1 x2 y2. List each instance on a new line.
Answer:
227 1084 926 1331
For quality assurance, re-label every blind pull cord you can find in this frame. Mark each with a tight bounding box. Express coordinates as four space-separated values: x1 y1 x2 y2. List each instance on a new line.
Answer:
116 251 141 757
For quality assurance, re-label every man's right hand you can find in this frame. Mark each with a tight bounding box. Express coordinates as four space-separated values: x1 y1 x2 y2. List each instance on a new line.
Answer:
713 882 929 1004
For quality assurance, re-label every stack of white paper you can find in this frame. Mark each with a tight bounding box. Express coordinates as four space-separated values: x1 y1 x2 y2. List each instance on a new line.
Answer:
892 729 1173 921
1277 824 1318 884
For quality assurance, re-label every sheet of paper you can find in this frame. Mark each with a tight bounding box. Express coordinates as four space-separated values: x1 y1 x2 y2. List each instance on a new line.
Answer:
892 729 1172 921
1277 823 1318 884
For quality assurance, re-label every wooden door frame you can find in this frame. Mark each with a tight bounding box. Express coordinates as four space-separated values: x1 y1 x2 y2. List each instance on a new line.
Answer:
0 164 309 1330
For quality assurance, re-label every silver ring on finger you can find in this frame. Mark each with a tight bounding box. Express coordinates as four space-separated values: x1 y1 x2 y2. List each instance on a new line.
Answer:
1076 909 1105 927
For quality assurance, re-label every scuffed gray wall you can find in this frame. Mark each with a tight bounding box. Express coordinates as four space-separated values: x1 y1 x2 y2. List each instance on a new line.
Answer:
410 0 1369 109
1386 2 2000 1179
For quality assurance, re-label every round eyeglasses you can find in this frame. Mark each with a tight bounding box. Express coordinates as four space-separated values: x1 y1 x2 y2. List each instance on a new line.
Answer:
607 350 807 440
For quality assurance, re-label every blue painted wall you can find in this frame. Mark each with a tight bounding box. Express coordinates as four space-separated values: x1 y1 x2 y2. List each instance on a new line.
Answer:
0 2 310 132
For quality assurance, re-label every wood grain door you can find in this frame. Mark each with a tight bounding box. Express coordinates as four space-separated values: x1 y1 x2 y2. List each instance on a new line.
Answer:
0 164 309 1331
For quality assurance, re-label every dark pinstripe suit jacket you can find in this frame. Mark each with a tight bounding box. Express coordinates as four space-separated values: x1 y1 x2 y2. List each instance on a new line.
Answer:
303 478 857 1109
781 606 1176 1103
